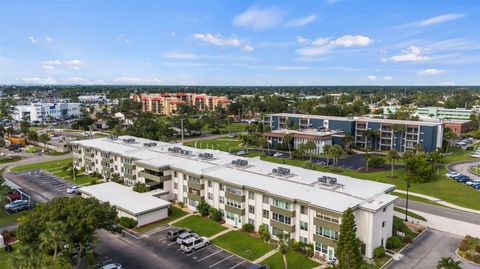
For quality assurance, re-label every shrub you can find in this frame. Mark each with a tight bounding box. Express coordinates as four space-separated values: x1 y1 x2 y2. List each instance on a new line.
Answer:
386 236 402 249
196 199 210 217
368 156 386 168
303 161 314 169
208 208 223 222
118 217 138 228
132 182 149 193
242 224 254 233
177 202 185 208
96 173 103 179
403 235 412 244
89 178 98 185
373 246 385 258
258 224 271 242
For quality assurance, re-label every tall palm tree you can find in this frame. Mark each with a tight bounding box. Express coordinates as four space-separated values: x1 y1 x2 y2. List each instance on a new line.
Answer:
364 146 371 172
428 150 445 176
362 129 380 151
414 143 424 154
386 149 400 178
40 221 67 262
283 134 293 159
392 124 406 152
436 257 462 269
276 232 291 269
330 144 344 166
304 140 317 162
323 144 332 166
11 244 48 269
342 132 354 152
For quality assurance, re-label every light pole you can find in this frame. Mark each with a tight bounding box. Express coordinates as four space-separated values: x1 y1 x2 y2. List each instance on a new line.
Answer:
180 118 184 144
404 177 410 222
72 160 77 182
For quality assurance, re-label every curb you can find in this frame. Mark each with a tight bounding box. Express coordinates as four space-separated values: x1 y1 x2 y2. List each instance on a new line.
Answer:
455 248 480 266
380 227 429 269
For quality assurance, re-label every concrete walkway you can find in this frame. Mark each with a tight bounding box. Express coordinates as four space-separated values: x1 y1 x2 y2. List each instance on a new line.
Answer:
252 248 278 264
168 212 193 225
394 189 480 215
208 227 233 240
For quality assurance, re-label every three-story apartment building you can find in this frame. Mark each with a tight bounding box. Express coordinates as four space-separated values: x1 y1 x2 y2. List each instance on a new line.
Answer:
71 136 397 261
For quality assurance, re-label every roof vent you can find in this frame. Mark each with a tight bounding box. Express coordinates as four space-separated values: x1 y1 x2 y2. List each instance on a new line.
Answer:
199 153 214 159
122 138 135 143
231 159 249 167
109 135 119 140
272 167 290 175
143 142 157 147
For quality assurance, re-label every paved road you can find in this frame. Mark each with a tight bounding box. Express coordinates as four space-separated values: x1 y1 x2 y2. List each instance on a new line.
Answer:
395 198 480 225
448 161 480 180
384 229 477 269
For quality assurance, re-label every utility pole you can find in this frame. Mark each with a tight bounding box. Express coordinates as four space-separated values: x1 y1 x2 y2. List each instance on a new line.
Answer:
404 177 410 222
72 158 76 182
180 118 184 144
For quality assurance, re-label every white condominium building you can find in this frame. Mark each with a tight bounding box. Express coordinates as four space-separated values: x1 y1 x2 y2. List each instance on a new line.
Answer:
13 102 81 123
71 136 397 261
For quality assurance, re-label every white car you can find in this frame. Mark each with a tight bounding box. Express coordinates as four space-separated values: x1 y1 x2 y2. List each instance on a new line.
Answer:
445 172 461 178
176 232 199 244
469 154 480 158
66 186 79 194
180 236 209 253
101 263 122 269
466 180 480 186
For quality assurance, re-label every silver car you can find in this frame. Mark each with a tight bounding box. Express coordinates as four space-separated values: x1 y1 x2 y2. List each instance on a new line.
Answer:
176 232 199 244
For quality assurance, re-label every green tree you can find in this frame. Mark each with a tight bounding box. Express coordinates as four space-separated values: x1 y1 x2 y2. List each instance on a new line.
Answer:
323 144 332 166
40 221 67 262
283 134 293 159
436 257 462 269
392 124 406 151
386 149 400 178
0 139 5 155
196 198 211 217
27 131 38 142
362 129 380 151
38 133 50 148
276 232 291 269
10 244 49 269
428 150 445 176
404 153 435 183
342 132 354 152
330 144 344 166
304 140 317 162
20 117 31 138
444 129 458 153
337 208 362 269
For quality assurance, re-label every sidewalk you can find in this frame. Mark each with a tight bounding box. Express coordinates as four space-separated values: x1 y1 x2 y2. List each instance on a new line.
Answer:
252 248 278 264
394 189 480 215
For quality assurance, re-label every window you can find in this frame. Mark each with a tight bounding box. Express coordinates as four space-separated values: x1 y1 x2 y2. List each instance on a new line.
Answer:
182 185 187 192
248 219 254 225
383 207 386 212
300 236 308 244
219 196 224 204
226 199 241 209
315 242 328 254
315 226 339 240
173 182 178 189
263 209 269 218
300 221 308 231
316 212 340 224
248 191 255 200
219 184 224 191
226 211 236 221
272 227 283 236
272 212 291 225
249 205 255 214
382 221 385 228
183 197 187 204
272 199 291 210
174 171 178 177
208 193 213 200
300 205 306 214
173 194 178 200
263 195 269 204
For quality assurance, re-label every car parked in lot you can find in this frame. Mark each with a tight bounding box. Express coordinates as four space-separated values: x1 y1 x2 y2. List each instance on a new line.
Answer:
176 232 199 244
66 185 80 194
453 175 471 183
100 263 122 269
273 152 286 158
167 228 190 240
472 183 480 190
180 236 209 253
7 190 21 202
469 153 480 158
4 199 31 212
249 264 270 269
466 179 480 186
445 171 461 178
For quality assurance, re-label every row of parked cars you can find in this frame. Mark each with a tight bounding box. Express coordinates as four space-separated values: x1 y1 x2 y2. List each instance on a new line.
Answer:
167 228 210 253
469 148 480 159
445 171 480 189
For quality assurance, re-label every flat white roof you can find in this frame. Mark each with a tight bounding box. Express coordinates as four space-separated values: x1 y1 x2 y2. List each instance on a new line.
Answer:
79 182 171 215
73 136 397 212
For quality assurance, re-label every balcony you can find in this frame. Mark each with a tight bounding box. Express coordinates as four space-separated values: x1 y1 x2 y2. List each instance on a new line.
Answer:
187 180 204 190
313 234 338 247
271 206 296 218
225 191 245 202
124 173 136 180
124 163 135 170
225 205 245 216
187 192 202 202
314 217 340 229
139 171 171 182
270 220 295 233
102 166 113 172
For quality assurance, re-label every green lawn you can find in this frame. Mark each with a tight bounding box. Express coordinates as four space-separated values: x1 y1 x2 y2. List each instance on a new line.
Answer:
262 251 320 269
247 152 480 210
212 231 275 261
184 138 243 152
0 156 22 164
0 210 27 226
173 215 226 237
394 207 427 221
10 158 96 185
134 206 188 233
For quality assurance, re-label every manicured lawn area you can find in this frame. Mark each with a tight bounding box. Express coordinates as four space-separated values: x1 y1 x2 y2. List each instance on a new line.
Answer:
184 138 243 152
394 207 427 221
0 210 27 226
173 215 226 237
134 206 188 233
248 153 480 210
0 156 22 164
262 251 320 269
212 231 275 261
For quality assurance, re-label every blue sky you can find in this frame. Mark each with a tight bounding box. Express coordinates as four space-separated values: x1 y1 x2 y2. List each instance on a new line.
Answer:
1 0 479 86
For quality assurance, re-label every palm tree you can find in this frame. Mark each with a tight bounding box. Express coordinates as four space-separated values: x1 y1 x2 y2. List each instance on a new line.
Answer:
436 257 462 269
330 144 344 166
364 146 371 172
276 232 291 269
283 134 293 159
428 150 445 175
323 144 332 166
414 143 424 154
386 149 400 178
362 129 380 151
257 136 268 153
444 129 458 153
392 124 406 152
342 132 354 152
40 221 66 262
11 244 48 269
304 140 317 162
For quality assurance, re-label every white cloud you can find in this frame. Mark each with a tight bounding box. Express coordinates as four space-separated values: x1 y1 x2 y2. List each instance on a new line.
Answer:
42 65 55 70
285 14 317 27
193 33 252 52
296 36 309 45
383 76 393 80
296 45 332 56
416 13 464 27
29 36 37 44
42 59 84 70
20 77 56 84
242 45 254 52
312 38 330 46
170 32 176 36
233 6 284 30
331 35 372 47
63 77 91 84
418 69 445 75
368 75 392 81
389 46 430 62
162 51 197 59
439 81 455 86
367 75 377 81
45 37 53 42
271 65 310 71
112 77 163 85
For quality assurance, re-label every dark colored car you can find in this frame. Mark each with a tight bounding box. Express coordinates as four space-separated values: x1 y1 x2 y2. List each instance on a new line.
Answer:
472 183 480 190
167 228 190 240
249 264 270 269
454 176 471 183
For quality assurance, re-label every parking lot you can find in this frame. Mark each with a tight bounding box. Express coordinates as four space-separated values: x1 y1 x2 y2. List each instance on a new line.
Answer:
15 170 77 196
95 225 254 269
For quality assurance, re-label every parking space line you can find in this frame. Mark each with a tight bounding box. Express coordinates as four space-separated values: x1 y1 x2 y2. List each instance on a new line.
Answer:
187 245 212 256
197 249 222 262
157 236 167 241
168 241 177 246
143 225 170 236
229 260 245 269
209 254 233 268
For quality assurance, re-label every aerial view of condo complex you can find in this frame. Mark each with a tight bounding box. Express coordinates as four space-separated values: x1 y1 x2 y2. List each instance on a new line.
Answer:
0 1 479 269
